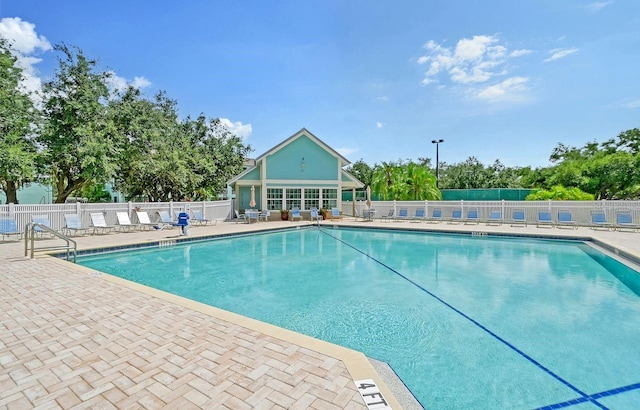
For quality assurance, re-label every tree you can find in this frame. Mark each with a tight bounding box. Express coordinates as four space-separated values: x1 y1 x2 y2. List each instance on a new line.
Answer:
545 130 640 199
402 162 441 200
370 160 440 200
371 161 401 200
110 88 195 202
0 38 40 204
525 185 595 200
40 44 119 203
182 116 251 200
345 159 373 189
439 156 488 189
110 88 251 201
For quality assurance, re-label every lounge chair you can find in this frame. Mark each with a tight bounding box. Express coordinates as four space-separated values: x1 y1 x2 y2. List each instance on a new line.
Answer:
486 210 503 226
192 210 213 225
556 210 578 229
536 210 554 228
116 211 139 232
615 211 639 232
590 210 611 231
511 209 527 227
134 210 157 230
447 209 462 224
412 208 426 222
156 210 177 229
89 212 115 234
396 208 409 221
381 209 394 221
427 208 442 223
330 208 342 219
234 210 248 223
0 216 22 242
464 208 479 225
63 214 90 236
310 207 323 222
31 214 53 237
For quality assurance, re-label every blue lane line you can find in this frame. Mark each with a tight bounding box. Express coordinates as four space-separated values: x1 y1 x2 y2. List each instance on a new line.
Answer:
535 382 640 409
319 229 607 409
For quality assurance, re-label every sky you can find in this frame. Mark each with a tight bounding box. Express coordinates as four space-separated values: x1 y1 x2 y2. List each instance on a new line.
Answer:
1 0 639 168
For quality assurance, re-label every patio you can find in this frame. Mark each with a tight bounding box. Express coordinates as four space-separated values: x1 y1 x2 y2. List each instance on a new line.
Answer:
1 218 639 409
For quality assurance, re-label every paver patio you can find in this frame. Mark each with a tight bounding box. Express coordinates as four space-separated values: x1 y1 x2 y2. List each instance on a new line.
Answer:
2 218 639 409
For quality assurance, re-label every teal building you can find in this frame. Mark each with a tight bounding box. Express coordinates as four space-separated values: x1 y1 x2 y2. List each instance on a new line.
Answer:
227 128 364 212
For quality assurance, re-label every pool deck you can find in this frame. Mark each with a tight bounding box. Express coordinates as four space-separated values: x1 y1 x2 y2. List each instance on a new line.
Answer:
2 218 639 409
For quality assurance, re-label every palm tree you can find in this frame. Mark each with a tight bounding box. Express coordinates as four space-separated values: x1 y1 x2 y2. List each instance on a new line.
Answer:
404 163 441 200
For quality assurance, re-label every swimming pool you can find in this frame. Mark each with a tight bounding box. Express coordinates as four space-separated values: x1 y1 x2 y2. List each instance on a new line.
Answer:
78 227 640 409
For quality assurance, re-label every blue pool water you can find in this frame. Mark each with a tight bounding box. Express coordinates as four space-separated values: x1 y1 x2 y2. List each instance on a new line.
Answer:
78 227 640 409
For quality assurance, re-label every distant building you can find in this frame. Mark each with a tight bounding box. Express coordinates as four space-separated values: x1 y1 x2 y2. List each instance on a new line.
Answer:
227 128 364 212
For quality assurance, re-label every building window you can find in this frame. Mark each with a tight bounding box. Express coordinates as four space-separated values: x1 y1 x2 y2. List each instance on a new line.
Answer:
286 188 301 210
304 188 320 209
266 188 283 210
322 188 337 209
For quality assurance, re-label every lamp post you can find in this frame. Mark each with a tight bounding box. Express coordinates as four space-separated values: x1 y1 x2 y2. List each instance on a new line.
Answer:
431 139 444 188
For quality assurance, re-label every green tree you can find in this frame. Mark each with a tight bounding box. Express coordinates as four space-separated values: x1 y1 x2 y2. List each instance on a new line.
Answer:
402 162 441 200
40 44 119 203
0 38 40 204
110 88 195 202
345 159 373 189
371 161 401 200
525 185 595 200
182 116 251 200
371 160 440 200
439 156 488 189
545 130 640 199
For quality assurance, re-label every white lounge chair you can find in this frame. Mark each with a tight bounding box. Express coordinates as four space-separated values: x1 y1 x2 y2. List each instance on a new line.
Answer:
134 210 157 230
116 211 139 232
90 212 115 234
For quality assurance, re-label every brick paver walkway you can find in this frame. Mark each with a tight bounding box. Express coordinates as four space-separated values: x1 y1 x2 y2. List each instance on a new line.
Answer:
2 218 639 409
1 221 378 409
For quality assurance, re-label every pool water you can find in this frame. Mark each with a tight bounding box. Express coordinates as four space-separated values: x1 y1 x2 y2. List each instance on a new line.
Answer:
78 227 640 409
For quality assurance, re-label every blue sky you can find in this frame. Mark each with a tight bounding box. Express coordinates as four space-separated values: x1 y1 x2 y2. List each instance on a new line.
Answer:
1 0 639 167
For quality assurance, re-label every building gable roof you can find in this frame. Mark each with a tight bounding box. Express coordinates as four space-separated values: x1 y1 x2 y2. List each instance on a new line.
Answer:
255 128 351 165
227 128 363 188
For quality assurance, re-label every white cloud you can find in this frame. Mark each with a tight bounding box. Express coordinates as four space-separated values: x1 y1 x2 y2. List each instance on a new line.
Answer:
543 48 579 63
418 35 526 86
106 71 152 93
0 17 51 96
131 76 151 89
219 118 252 140
336 147 358 157
586 1 614 13
475 76 530 102
612 99 640 109
377 96 389 102
510 49 533 57
376 122 384 128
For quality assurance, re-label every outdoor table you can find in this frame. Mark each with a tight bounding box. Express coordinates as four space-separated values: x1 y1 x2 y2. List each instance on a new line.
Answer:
245 210 260 223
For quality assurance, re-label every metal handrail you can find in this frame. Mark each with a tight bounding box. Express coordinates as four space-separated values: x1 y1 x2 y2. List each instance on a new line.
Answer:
24 223 77 262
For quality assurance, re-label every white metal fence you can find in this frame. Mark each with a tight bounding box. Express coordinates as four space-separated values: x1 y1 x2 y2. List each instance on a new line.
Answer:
344 200 640 226
0 200 233 232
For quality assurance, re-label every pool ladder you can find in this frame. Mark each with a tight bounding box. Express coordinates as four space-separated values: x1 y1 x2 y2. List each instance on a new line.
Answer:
24 223 77 262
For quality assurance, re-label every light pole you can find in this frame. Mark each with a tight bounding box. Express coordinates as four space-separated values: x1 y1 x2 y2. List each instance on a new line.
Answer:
431 139 444 188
